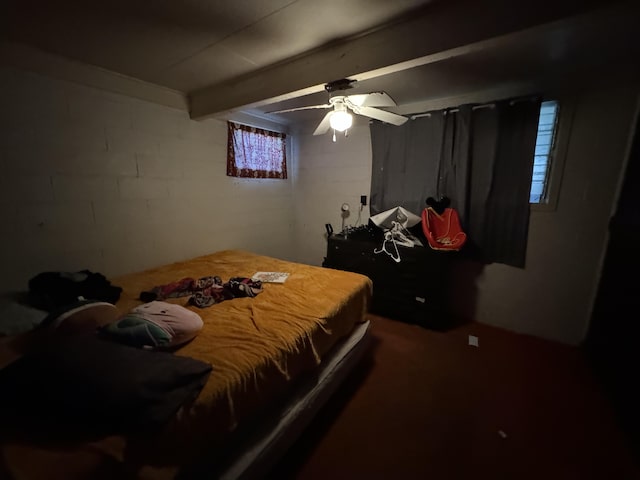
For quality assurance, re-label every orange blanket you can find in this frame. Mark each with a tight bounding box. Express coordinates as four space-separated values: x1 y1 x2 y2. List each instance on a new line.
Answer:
1 250 372 479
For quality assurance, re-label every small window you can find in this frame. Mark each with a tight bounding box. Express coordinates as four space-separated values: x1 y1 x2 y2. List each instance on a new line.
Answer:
227 121 287 179
530 100 559 203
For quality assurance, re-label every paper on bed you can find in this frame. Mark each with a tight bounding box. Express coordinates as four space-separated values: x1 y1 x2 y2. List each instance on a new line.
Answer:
252 272 290 283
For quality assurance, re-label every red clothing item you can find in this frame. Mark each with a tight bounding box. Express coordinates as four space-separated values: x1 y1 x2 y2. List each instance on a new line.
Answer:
422 207 467 251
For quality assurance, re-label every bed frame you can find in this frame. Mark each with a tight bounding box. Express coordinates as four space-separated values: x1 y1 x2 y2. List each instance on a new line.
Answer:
186 320 371 479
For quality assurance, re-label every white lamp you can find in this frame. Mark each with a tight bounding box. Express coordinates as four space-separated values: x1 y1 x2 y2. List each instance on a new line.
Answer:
330 107 353 132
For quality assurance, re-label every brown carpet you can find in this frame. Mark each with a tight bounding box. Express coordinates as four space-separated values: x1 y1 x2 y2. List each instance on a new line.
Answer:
270 315 640 480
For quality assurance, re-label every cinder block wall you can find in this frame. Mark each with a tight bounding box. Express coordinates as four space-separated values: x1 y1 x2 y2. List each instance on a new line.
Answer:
0 67 294 294
291 121 372 266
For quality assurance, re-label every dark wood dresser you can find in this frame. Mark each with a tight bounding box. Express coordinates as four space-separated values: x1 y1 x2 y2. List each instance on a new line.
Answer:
322 232 459 330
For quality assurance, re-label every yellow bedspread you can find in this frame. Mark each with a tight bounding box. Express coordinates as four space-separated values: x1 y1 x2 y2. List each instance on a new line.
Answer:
117 249 372 464
1 250 372 479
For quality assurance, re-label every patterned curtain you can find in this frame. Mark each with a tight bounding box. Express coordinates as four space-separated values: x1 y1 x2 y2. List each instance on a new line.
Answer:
227 121 287 179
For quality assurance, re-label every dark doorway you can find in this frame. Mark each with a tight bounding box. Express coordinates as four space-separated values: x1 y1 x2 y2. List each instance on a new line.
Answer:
586 100 640 459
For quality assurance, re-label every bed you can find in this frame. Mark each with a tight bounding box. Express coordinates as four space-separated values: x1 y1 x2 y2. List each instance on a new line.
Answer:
0 249 373 479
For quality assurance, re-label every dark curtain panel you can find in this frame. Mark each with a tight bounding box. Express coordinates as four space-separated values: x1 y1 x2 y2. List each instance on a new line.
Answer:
370 114 444 216
369 97 541 268
467 107 499 253
437 105 472 227
479 99 541 267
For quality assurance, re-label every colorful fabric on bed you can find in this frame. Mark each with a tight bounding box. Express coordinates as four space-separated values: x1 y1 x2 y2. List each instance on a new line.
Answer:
139 274 264 308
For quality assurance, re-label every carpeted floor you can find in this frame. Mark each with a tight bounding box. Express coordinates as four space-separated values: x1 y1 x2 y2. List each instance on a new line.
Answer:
270 315 640 480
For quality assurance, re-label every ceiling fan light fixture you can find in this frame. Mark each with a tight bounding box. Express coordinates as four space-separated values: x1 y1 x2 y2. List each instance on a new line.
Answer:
274 85 406 136
330 110 353 132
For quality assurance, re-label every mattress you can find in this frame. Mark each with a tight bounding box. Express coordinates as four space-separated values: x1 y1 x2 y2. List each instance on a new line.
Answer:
189 319 371 480
0 249 372 479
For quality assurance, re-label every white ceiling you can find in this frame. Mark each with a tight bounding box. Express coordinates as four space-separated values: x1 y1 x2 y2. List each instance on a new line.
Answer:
2 0 436 91
2 0 639 128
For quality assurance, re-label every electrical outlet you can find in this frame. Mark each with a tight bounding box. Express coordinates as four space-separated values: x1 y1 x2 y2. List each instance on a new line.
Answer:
360 195 367 206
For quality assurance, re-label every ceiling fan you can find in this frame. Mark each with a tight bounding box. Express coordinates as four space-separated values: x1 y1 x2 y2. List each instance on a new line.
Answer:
266 79 408 137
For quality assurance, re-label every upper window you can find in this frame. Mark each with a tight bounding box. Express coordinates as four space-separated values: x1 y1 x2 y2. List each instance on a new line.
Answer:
530 100 559 203
227 121 287 179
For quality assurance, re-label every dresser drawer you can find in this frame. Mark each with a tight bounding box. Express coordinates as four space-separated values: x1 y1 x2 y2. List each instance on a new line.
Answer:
371 290 448 330
323 234 457 330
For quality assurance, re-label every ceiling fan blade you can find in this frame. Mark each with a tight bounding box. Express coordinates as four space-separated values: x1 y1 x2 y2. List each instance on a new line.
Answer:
266 104 331 114
346 92 396 108
355 106 408 126
313 111 334 135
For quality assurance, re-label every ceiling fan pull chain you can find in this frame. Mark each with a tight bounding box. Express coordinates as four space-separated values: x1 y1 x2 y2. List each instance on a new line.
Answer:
332 130 337 142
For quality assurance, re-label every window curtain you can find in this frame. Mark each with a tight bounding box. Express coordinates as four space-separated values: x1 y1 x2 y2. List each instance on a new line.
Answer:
369 98 541 268
227 122 287 179
370 114 444 216
437 105 472 224
478 99 541 267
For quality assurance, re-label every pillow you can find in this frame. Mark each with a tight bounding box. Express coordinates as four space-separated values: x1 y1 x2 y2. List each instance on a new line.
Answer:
41 299 122 335
0 334 212 439
0 298 48 336
100 301 203 349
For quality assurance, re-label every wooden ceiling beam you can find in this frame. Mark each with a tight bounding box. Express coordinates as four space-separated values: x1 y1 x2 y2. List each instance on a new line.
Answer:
189 0 615 120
